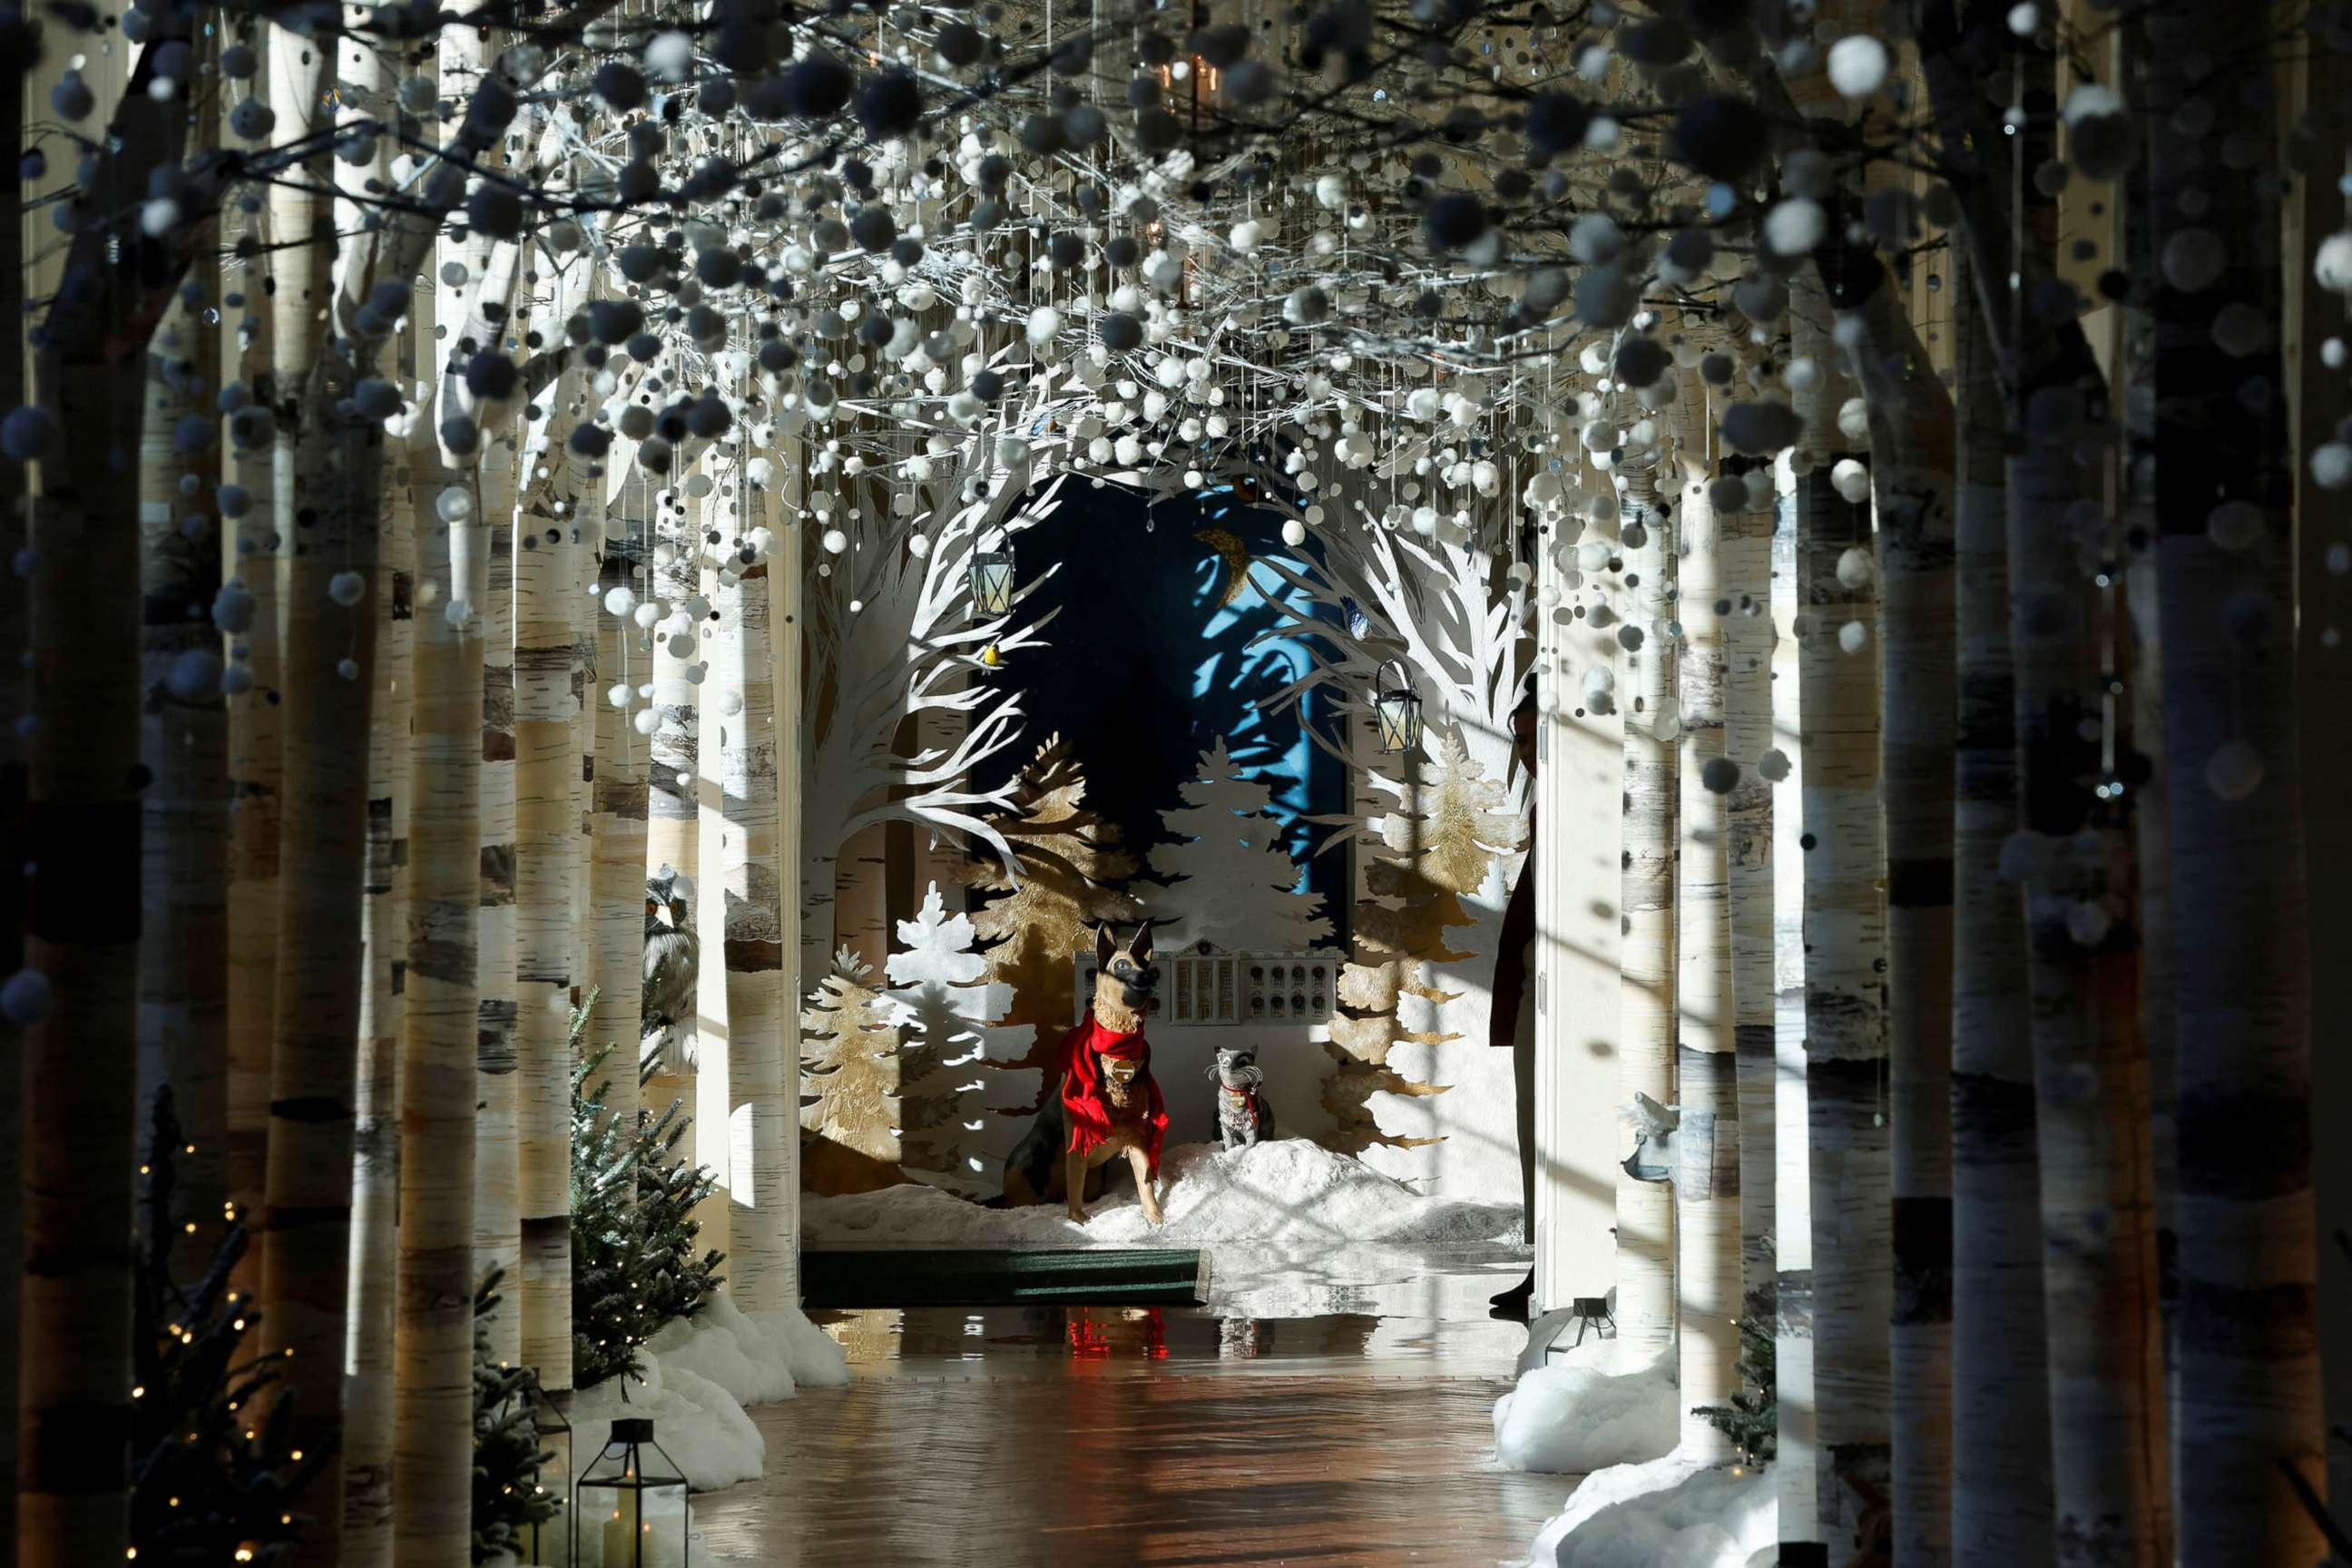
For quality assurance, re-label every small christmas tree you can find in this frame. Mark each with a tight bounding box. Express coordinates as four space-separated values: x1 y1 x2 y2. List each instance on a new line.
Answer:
955 733 1142 1082
471 1268 559 1566
130 1089 327 1563
1690 1312 1778 1464
799 946 906 1194
886 882 1039 1196
1145 738 1333 952
570 1039 724 1389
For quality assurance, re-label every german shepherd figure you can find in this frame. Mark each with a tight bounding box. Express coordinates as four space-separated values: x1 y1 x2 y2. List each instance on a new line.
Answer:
1001 922 1168 1225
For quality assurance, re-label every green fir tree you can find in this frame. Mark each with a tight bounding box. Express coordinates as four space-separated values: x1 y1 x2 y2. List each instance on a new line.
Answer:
1690 1311 1778 1464
130 1089 327 1565
471 1269 560 1565
570 1029 725 1389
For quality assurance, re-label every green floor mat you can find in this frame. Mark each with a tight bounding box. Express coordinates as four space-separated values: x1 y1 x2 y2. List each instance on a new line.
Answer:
800 1248 1204 1308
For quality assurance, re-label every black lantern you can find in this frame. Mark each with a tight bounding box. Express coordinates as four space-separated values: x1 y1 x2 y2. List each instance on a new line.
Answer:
970 544 1015 618
574 1417 689 1568
508 1371 572 1567
1372 661 1423 755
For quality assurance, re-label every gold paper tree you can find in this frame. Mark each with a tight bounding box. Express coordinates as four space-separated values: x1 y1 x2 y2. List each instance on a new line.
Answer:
799 947 906 1195
955 734 1142 1083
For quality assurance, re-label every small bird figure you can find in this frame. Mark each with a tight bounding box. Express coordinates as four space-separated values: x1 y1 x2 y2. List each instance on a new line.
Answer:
642 865 699 1056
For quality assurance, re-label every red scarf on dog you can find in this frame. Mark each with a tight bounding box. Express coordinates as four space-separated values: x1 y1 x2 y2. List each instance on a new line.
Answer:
1060 1011 1169 1175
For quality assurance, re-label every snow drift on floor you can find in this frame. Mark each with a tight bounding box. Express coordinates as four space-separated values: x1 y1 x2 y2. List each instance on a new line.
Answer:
1493 1338 1677 1475
805 1138 1523 1249
1521 1448 1774 1568
573 1289 849 1493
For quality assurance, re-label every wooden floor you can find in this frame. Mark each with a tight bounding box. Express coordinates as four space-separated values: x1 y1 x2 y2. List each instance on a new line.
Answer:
696 1299 1569 1567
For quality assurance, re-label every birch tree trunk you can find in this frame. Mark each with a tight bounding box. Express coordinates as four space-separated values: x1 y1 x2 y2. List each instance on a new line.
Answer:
139 289 230 1276
19 227 147 1568
515 499 580 1390
1825 239 1958 1568
715 524 795 1310
1769 459 1820 1560
1946 257 2055 1568
2147 6 2323 1555
1792 279 1890 1555
475 458 521 1367
1722 468 1776 1333
645 476 702 1122
342 393 414 1568
1614 446 1677 1360
593 546 648 1142
224 248 284 1299
1670 403 1737 1457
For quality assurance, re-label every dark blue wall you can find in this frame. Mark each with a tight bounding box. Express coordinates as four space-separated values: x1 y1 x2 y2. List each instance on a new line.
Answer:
976 484 1348 923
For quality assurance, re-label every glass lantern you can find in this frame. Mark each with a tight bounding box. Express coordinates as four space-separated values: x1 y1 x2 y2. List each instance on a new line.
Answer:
1372 661 1423 755
574 1418 689 1568
969 544 1015 618
510 1371 572 1567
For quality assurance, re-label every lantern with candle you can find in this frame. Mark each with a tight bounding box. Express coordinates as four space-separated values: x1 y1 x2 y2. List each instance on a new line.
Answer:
969 541 1015 619
1371 660 1423 755
573 1417 689 1568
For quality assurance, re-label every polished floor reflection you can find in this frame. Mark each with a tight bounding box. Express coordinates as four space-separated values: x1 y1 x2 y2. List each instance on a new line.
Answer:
696 1251 1564 1566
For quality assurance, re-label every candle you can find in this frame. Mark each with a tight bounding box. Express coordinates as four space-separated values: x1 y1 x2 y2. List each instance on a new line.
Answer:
596 1506 663 1568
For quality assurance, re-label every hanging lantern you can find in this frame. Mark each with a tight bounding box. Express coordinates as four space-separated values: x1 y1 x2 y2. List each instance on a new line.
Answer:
969 544 1015 618
574 1417 689 1568
507 1370 571 1568
1371 661 1423 755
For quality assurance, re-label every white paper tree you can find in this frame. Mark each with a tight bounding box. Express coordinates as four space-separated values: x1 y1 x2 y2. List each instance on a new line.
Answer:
1146 739 1334 953
883 882 1039 1196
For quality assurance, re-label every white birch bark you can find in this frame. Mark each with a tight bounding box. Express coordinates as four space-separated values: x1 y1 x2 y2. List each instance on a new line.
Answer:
1615 447 1677 1359
592 543 649 1142
475 446 521 1367
1722 472 1777 1333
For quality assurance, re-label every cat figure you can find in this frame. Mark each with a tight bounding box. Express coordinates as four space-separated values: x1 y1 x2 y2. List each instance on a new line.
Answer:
1210 1044 1275 1152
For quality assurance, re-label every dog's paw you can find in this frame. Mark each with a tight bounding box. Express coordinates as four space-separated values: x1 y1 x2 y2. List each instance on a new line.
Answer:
1065 1204 1091 1226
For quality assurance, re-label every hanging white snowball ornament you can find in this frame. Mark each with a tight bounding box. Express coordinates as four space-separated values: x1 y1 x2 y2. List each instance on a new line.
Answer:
603 585 639 618
1826 34 1890 100
2007 1 2039 32
907 534 934 559
212 580 257 633
1758 747 1791 782
633 708 659 736
1838 620 1870 654
338 657 361 681
2312 443 2352 490
821 527 849 554
2204 740 2264 801
1836 546 1876 589
2317 232 2352 294
2161 230 2227 293
436 485 474 523
167 648 223 701
1832 458 1873 505
328 570 367 607
1230 220 1263 253
1280 518 1308 547
607 682 632 709
1025 306 1063 346
632 601 662 628
0 967 54 1025
2206 499 2266 550
1765 199 1827 257
2065 900 2112 947
719 689 745 718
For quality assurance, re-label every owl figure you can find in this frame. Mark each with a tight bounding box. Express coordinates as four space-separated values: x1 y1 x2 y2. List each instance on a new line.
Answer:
642 864 699 1057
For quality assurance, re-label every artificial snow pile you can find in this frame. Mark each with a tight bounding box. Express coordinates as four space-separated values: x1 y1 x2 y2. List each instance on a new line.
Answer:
1494 1337 1677 1475
805 1137 1522 1249
571 1292 849 1494
1521 1448 1775 1568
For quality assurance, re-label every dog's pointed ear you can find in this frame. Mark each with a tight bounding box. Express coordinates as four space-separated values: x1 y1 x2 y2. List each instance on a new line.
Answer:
1093 922 1116 968
1127 919 1155 964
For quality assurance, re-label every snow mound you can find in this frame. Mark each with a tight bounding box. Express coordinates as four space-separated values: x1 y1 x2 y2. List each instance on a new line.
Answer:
570 1354 765 1494
1494 1339 1677 1475
1523 1448 1774 1568
806 1139 1522 1248
744 1304 852 1388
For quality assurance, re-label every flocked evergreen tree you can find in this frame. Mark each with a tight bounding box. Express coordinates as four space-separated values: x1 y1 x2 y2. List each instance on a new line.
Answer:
799 947 906 1195
568 1042 723 1389
1691 1311 1779 1465
131 1090 327 1565
887 884 1038 1197
469 1268 557 1567
1145 739 1333 953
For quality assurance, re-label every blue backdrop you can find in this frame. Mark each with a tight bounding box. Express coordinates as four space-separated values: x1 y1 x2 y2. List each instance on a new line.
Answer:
975 482 1348 926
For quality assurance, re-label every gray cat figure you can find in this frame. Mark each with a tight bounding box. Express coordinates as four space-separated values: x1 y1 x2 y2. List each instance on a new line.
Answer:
1209 1045 1275 1151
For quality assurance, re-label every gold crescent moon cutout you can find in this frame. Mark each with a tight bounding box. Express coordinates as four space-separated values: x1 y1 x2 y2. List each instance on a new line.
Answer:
1192 527 1254 609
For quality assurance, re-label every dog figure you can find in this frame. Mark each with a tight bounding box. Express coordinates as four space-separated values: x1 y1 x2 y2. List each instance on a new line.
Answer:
1000 922 1169 1225
1209 1044 1275 1151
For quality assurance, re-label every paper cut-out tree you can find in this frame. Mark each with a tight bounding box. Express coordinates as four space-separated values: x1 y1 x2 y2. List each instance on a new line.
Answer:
799 948 906 1196
886 883 1039 1196
1145 739 1334 953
